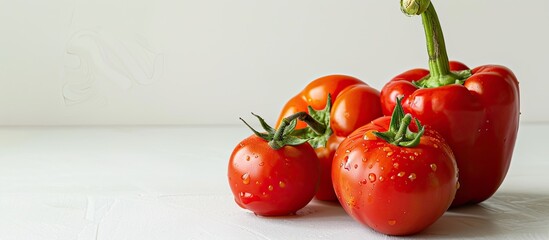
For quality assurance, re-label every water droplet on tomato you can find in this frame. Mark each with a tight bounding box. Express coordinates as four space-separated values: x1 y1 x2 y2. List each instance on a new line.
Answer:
378 176 385 182
369 173 377 183
397 171 405 177
363 131 377 140
279 181 286 188
241 173 250 185
354 164 358 169
246 155 251 161
433 144 439 149
430 163 437 172
456 181 461 189
344 156 351 171
393 163 399 169
360 179 368 185
268 185 274 191
239 192 258 204
408 173 416 181
346 198 355 207
259 162 265 166
388 219 397 226
383 147 391 152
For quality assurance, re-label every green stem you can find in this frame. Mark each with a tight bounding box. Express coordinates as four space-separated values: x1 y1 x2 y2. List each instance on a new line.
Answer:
422 4 451 78
373 97 424 148
393 114 412 143
269 112 327 149
273 112 326 140
401 0 465 88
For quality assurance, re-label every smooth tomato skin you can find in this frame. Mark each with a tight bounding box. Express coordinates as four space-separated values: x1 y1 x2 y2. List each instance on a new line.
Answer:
276 94 310 130
300 74 365 110
277 75 382 201
275 74 365 129
228 135 320 216
331 84 382 137
313 134 345 200
332 117 458 235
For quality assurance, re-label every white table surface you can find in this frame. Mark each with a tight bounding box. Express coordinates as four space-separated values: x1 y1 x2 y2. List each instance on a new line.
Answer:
1 123 548 240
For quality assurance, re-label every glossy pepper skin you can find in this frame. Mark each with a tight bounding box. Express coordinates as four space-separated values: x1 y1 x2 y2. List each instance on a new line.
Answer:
381 62 520 207
381 0 520 207
277 75 383 201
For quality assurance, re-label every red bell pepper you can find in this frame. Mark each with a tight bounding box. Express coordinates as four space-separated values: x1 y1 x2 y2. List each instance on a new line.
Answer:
380 0 520 207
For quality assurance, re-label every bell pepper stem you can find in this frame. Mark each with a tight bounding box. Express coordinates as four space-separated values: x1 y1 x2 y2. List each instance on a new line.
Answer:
401 0 464 88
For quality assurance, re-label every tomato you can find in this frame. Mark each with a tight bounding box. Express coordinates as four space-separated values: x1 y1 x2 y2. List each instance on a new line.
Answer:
313 134 345 200
277 94 310 130
299 75 365 110
276 75 382 201
228 115 321 216
332 100 459 235
330 84 384 137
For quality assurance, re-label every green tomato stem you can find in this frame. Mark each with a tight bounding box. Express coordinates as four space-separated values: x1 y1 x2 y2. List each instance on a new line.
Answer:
273 112 326 141
394 114 412 143
373 97 424 148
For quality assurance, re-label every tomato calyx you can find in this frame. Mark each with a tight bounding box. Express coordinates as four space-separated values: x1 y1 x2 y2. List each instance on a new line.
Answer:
292 94 333 149
240 112 327 150
374 98 425 147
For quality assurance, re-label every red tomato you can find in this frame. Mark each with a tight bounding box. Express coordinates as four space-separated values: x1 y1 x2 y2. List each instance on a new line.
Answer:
228 135 320 216
332 115 458 235
300 75 365 110
330 84 384 137
277 94 310 130
276 75 382 201
313 134 345 200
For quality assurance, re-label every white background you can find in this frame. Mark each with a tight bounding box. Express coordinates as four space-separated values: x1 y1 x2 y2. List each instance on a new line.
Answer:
1 0 547 125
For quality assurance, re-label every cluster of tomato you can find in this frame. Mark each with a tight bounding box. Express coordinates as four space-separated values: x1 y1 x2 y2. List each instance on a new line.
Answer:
228 67 518 235
227 0 520 236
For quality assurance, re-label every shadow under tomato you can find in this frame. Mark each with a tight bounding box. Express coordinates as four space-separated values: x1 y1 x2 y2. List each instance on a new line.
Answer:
414 191 549 239
252 200 346 220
